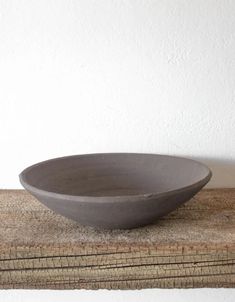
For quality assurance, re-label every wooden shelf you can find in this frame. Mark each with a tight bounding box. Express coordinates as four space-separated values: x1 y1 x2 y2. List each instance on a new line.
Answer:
0 189 234 289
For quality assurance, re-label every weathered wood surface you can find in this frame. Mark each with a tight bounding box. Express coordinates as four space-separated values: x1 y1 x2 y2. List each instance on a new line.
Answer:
0 189 234 289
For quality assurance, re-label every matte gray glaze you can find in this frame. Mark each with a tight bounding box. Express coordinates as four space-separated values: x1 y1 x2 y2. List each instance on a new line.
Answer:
19 153 212 229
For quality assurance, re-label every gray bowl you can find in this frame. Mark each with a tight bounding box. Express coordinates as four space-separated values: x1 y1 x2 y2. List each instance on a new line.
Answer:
19 153 212 229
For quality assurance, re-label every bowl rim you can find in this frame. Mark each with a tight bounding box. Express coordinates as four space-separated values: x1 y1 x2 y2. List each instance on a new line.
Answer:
19 153 212 203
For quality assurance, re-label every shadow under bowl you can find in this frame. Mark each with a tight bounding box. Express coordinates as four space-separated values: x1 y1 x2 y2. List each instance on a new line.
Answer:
19 153 212 229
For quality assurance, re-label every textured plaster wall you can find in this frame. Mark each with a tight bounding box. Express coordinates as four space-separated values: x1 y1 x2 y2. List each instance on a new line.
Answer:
0 1 235 187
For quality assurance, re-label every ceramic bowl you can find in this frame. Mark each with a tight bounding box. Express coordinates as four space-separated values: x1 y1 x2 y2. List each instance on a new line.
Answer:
19 153 212 229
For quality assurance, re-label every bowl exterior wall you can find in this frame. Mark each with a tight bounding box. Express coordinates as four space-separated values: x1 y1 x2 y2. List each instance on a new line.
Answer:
28 185 203 229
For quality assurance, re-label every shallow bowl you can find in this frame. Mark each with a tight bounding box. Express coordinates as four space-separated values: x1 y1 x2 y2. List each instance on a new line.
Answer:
19 153 212 229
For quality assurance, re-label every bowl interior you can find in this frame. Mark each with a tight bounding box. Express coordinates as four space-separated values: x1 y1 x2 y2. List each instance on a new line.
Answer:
21 154 210 197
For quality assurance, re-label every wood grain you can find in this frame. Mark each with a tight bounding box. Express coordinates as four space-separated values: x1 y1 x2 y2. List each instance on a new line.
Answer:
0 189 234 289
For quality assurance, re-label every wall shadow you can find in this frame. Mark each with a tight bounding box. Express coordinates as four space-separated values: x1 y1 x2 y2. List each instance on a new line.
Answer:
189 156 235 188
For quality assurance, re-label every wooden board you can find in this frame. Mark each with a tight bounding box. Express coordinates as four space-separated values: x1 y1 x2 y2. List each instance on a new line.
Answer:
0 189 234 289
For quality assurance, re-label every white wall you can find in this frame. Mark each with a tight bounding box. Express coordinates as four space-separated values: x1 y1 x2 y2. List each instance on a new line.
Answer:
0 0 235 301
0 0 235 188
1 289 235 302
